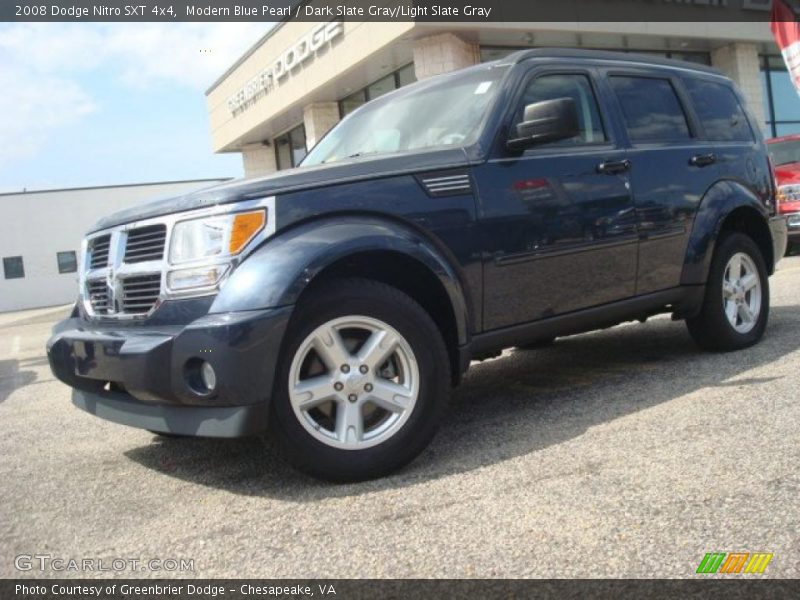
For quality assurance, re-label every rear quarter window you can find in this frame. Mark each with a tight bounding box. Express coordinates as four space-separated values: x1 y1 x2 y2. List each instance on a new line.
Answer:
683 78 754 143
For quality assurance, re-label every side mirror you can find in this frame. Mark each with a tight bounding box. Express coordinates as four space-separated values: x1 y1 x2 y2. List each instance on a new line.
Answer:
507 97 580 151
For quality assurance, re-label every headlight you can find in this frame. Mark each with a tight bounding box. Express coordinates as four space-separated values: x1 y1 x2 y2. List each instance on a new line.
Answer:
166 209 265 294
169 210 265 264
167 265 230 292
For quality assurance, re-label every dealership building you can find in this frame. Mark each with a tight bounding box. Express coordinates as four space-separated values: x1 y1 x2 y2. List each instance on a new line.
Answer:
206 6 800 178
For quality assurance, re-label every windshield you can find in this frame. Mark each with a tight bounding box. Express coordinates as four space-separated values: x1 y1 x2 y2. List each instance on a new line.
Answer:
301 64 509 167
768 140 800 166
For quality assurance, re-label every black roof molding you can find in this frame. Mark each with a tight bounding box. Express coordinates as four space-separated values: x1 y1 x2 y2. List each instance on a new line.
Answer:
505 47 722 76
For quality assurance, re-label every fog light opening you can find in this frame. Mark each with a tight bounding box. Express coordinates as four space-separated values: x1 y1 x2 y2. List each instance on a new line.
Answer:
185 358 218 396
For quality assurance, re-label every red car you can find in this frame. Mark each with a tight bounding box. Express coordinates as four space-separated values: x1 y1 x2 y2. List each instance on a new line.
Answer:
767 134 800 255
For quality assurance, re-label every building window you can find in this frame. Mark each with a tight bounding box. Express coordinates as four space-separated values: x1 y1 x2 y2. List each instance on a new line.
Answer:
340 89 367 117
57 251 78 274
3 256 24 279
339 64 417 118
275 124 307 170
761 55 800 138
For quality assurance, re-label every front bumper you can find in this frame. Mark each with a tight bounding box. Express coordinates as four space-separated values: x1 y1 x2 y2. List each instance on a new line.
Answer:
47 305 292 437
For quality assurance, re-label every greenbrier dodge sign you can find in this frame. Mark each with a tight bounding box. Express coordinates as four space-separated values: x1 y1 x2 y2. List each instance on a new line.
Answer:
227 20 343 116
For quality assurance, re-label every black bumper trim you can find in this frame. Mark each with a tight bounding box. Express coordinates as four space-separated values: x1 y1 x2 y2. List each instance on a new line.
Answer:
72 389 268 438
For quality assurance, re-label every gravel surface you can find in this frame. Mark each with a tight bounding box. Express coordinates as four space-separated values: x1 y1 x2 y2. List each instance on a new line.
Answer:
1 258 799 579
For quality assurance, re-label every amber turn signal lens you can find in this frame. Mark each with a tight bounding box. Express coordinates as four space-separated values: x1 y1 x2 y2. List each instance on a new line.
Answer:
229 210 266 254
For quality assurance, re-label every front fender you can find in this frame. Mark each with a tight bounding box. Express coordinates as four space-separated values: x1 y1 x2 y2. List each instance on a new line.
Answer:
681 180 771 285
208 216 471 345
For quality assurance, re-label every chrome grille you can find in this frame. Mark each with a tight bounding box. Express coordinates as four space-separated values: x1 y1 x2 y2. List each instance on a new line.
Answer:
88 235 111 269
124 224 167 263
121 274 162 314
79 196 274 320
86 280 111 314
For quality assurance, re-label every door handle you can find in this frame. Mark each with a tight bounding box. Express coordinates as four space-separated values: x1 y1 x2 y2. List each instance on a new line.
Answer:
690 153 716 167
597 159 631 175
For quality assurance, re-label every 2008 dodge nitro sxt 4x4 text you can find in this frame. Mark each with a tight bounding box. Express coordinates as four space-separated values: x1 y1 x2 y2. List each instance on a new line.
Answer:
48 49 788 481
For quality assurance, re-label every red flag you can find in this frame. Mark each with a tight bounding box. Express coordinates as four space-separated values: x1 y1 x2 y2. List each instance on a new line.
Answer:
771 0 800 96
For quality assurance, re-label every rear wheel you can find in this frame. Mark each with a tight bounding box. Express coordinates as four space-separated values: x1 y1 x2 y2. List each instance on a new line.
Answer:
269 278 450 482
686 232 769 352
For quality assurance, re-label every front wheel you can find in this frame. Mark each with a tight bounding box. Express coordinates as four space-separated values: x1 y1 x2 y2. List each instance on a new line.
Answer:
269 278 451 482
686 232 769 352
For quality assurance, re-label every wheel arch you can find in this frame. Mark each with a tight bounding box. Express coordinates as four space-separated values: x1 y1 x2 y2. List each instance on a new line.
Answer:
682 180 775 287
209 215 473 381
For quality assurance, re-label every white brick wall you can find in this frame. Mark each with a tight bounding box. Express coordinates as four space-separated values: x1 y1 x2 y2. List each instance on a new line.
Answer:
413 33 480 80
711 43 765 133
303 103 340 149
242 143 277 178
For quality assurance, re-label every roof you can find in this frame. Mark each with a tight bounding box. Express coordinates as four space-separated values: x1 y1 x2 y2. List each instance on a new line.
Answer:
501 47 723 76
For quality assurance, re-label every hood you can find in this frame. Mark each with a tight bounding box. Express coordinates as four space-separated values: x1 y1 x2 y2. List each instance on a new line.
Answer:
90 147 471 232
774 162 800 186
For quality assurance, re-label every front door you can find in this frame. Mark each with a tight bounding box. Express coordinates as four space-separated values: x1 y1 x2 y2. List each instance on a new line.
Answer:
475 70 638 331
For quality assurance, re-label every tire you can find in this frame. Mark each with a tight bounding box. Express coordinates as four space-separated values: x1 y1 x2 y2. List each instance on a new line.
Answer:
269 278 451 482
686 232 769 352
787 242 797 257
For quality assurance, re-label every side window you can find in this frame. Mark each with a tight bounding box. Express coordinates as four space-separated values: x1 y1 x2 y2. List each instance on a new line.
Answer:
517 74 607 145
684 78 754 142
610 76 691 142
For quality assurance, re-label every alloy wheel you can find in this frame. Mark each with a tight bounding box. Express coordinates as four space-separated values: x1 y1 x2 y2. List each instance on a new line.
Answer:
288 316 420 450
721 252 762 334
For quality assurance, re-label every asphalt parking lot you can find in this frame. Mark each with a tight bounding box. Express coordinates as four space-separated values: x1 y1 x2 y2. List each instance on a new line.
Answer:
1 257 799 579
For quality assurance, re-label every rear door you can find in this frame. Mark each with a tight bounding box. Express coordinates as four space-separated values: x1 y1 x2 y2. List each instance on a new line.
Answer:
681 75 770 207
603 70 720 295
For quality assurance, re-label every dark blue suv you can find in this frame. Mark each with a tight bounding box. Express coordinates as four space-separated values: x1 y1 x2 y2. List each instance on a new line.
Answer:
48 49 788 481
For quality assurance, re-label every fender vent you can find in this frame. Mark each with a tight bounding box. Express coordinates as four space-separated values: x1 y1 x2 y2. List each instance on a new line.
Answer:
417 171 472 197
